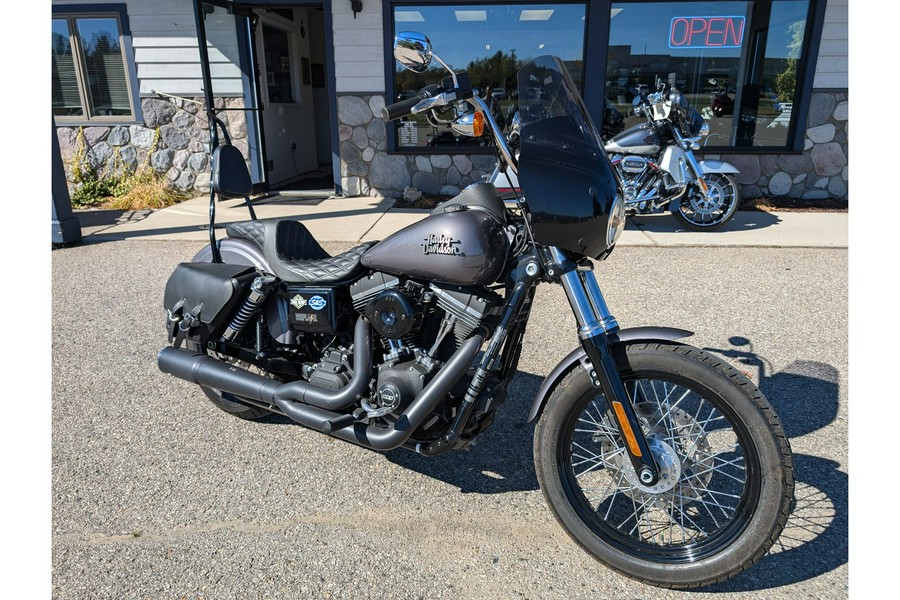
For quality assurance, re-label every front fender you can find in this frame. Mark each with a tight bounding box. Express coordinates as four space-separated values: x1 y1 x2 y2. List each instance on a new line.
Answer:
526 326 693 423
699 159 740 175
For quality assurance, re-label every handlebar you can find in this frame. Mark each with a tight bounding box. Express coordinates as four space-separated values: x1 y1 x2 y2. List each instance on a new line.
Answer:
381 84 443 121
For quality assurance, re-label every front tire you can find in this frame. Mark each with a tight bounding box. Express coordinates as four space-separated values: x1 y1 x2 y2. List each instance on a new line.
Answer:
533 342 793 588
673 173 740 230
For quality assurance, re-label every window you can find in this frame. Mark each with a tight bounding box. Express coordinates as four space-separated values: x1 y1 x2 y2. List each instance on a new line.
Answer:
390 3 588 151
262 25 297 104
52 9 136 121
604 0 812 149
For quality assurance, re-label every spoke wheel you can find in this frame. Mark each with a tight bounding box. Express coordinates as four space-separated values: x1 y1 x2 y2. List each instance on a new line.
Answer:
673 173 740 230
534 342 793 588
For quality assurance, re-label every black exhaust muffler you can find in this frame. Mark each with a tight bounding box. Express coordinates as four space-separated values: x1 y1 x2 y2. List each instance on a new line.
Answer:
157 319 483 452
157 317 372 411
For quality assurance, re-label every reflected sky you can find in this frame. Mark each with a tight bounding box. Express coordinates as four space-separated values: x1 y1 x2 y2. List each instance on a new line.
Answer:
393 4 587 72
609 1 807 58
75 17 121 53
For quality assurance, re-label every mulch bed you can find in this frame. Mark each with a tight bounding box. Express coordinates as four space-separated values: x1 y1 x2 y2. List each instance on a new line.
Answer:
740 196 848 212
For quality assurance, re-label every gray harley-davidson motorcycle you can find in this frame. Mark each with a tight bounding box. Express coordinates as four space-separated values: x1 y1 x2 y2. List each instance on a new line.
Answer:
491 81 742 230
607 81 743 230
157 32 793 589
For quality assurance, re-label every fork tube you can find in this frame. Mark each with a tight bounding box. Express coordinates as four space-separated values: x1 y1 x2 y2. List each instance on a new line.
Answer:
552 247 659 485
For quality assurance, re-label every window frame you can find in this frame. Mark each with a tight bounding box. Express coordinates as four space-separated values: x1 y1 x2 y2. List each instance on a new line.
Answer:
52 4 142 125
384 0 592 155
383 0 826 155
596 0 827 154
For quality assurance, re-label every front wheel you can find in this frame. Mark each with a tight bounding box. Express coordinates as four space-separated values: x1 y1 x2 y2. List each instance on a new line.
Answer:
533 342 793 588
673 172 740 230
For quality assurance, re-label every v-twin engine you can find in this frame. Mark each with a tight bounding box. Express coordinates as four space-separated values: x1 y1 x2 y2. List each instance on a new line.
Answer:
611 153 662 209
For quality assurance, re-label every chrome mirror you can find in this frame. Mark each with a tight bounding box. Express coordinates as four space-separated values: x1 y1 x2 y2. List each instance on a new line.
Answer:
394 32 432 73
450 111 484 138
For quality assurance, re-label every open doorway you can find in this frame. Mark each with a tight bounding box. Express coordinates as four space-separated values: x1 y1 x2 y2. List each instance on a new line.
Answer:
253 5 331 193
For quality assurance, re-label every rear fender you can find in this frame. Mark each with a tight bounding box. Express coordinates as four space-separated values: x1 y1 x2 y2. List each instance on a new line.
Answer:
526 326 693 423
191 238 271 271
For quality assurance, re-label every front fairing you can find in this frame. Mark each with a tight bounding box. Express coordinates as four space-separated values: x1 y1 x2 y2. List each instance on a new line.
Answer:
516 56 619 260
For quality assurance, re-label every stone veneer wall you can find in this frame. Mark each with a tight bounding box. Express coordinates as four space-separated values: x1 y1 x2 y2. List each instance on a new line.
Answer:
55 96 248 196
337 94 497 198
701 90 848 201
339 91 848 203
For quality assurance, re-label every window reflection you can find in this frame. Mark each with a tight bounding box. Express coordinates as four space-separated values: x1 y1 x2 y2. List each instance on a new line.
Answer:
392 3 587 149
605 0 809 148
75 17 131 116
52 19 83 117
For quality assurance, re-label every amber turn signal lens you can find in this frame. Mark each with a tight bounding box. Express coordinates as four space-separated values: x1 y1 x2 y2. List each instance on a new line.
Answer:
612 401 643 457
473 111 484 137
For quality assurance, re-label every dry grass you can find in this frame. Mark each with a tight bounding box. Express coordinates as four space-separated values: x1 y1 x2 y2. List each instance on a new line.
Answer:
105 180 185 210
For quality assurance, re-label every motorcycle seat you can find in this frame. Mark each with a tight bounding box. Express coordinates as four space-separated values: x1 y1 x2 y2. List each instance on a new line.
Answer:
225 219 375 284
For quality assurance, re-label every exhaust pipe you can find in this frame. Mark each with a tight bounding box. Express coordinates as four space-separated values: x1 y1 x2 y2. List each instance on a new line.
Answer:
157 317 372 411
158 322 483 452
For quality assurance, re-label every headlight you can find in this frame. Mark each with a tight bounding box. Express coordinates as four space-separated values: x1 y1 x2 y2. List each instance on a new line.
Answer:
607 193 626 248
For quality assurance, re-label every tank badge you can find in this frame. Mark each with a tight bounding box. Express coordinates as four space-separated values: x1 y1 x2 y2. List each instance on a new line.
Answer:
422 234 463 256
309 295 327 311
290 294 307 310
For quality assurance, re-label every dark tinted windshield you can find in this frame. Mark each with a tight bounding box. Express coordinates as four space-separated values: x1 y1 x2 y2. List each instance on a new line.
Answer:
517 55 604 158
515 55 618 259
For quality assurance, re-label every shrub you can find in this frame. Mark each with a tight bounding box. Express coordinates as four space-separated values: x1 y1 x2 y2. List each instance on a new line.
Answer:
68 126 189 211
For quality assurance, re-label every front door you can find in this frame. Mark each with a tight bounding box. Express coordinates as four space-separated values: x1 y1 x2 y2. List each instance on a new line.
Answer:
254 6 330 189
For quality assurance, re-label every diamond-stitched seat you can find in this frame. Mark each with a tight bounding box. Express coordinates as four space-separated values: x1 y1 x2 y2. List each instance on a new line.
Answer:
226 219 374 283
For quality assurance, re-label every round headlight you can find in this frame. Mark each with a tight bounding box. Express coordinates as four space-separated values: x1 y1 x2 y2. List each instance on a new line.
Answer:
607 193 626 248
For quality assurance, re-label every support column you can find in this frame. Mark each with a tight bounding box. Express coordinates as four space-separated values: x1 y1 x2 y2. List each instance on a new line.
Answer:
51 122 82 247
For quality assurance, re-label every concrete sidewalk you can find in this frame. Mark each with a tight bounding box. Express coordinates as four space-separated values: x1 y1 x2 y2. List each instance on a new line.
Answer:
74 193 848 248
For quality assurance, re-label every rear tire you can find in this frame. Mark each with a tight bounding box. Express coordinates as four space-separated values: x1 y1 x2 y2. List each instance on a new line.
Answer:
533 342 793 588
184 340 273 421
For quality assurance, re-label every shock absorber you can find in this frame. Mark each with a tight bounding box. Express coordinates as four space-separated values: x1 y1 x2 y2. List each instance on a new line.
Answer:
222 275 278 342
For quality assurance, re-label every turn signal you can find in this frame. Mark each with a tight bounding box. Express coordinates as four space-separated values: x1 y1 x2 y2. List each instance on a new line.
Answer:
473 111 484 137
612 401 643 457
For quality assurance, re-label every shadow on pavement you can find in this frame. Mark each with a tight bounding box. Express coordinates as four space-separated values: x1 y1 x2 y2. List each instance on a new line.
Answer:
218 334 846 590
628 209 782 233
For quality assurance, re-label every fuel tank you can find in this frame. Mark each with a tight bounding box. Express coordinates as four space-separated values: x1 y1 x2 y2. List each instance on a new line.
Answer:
604 122 662 154
361 207 508 287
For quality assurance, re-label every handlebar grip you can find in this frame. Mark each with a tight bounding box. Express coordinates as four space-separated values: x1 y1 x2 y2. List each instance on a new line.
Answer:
381 84 443 121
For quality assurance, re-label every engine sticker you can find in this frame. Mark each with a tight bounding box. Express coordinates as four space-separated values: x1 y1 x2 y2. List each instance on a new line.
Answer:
290 294 307 310
309 295 327 311
422 234 462 256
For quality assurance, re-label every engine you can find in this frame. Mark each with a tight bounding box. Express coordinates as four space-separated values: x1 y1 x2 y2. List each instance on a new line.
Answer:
348 271 503 437
610 153 662 209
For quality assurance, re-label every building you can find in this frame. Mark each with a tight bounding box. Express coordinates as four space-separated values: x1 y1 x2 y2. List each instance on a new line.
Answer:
52 0 848 202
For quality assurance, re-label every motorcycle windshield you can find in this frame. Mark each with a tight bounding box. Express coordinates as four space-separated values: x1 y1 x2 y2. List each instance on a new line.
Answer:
516 56 618 259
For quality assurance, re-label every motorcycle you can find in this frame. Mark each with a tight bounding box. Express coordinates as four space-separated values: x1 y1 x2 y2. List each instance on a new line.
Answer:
492 81 742 231
156 32 793 589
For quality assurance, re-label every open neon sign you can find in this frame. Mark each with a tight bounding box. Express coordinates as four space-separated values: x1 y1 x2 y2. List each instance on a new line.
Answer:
669 16 745 49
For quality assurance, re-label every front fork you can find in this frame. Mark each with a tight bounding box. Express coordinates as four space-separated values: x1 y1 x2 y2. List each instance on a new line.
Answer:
549 247 660 486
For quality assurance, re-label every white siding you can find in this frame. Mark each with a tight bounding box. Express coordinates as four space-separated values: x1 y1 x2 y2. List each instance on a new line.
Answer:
814 0 848 88
54 0 243 97
332 1 385 93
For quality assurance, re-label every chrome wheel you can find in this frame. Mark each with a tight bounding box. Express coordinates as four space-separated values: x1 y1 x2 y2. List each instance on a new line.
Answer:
675 173 740 230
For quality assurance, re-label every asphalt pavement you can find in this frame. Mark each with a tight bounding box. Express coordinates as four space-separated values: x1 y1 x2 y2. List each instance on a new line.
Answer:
49 198 848 598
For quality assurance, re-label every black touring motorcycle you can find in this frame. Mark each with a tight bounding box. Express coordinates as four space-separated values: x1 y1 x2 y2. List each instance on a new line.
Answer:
157 33 793 588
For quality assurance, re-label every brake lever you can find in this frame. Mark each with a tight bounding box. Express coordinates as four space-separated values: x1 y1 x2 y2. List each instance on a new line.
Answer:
411 91 457 114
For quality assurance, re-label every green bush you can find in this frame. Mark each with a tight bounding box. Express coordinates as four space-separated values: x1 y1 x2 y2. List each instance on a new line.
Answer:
68 126 187 210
